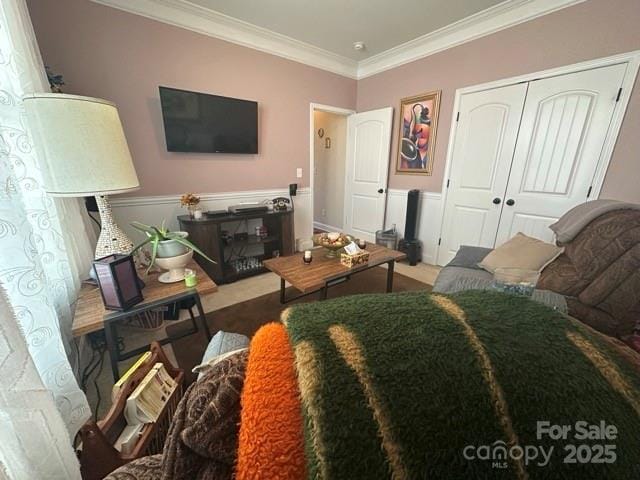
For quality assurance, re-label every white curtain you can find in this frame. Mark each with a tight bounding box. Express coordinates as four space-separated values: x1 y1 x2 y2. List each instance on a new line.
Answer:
0 0 95 444
0 285 82 479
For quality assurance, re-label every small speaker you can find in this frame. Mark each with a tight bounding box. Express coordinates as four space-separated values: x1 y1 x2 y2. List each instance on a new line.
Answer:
399 239 422 266
404 189 420 241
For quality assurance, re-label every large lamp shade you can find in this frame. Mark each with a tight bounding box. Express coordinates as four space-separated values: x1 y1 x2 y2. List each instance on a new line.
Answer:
23 93 140 196
24 93 140 259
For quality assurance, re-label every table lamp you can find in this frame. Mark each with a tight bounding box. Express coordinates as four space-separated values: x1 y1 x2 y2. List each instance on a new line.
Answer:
23 93 140 259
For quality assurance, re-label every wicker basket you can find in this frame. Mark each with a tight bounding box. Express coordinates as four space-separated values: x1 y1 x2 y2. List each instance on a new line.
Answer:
340 250 370 268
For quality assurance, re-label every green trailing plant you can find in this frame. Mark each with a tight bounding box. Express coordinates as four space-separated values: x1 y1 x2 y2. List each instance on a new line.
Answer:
131 220 215 273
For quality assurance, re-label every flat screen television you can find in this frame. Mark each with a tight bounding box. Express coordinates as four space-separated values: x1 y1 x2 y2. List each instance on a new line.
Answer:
159 86 258 154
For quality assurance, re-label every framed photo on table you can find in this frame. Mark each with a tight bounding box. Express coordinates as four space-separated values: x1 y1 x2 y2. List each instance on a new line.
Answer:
395 90 441 175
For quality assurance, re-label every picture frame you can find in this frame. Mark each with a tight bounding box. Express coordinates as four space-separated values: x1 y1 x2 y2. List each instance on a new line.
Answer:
395 90 441 175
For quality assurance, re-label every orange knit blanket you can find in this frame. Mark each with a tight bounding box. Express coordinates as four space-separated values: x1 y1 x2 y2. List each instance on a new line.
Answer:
236 323 306 480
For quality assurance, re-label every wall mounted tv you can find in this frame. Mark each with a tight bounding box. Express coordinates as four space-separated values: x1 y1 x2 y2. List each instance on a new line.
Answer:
159 86 258 154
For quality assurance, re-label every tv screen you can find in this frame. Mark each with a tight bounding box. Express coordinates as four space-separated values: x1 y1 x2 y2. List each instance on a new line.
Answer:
159 86 258 154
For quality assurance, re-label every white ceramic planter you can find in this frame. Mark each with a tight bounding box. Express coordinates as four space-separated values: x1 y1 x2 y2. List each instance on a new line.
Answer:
155 231 190 258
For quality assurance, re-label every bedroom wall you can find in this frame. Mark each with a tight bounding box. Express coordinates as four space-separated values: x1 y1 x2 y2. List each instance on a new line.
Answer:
26 0 357 198
357 0 640 203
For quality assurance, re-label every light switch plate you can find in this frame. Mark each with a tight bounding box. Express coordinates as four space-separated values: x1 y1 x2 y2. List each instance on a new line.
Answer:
296 168 303 178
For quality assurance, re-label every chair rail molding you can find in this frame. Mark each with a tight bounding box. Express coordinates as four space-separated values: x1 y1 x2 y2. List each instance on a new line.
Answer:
111 187 312 246
91 0 584 80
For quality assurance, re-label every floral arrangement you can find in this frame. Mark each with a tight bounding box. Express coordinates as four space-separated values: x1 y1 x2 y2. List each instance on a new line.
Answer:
180 193 200 208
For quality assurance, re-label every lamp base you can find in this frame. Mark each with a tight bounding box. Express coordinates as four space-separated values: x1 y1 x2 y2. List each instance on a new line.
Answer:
95 195 134 259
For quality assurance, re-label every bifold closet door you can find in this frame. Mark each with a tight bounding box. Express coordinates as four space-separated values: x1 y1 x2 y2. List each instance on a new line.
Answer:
438 83 528 265
495 63 627 244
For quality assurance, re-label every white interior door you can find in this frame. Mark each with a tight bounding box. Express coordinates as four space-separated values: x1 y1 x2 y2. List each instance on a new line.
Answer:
438 83 528 265
495 63 627 245
343 107 393 242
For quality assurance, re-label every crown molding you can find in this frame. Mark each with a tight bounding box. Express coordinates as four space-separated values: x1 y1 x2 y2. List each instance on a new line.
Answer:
357 0 586 78
92 0 584 81
91 0 358 78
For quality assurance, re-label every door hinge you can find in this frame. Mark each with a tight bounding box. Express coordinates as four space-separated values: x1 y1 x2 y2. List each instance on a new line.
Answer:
616 87 622 102
446 179 450 188
456 112 460 122
438 237 442 246
587 185 593 198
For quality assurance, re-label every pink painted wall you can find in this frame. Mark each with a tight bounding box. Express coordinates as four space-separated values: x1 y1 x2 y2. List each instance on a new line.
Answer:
357 0 640 202
27 0 639 202
27 0 356 196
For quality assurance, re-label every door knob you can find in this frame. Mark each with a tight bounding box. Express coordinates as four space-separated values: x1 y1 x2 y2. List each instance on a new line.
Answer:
377 188 384 194
506 199 515 206
492 197 501 205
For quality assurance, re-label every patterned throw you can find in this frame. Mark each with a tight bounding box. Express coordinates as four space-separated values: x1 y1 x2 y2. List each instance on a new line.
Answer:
239 290 640 479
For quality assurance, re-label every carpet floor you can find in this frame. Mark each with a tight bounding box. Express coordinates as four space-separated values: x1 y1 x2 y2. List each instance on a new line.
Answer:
168 267 431 382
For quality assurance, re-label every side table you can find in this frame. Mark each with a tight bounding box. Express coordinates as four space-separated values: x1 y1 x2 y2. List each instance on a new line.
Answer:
73 261 217 380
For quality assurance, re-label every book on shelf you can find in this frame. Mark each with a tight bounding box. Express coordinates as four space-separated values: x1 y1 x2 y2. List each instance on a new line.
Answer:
112 351 152 402
124 362 177 426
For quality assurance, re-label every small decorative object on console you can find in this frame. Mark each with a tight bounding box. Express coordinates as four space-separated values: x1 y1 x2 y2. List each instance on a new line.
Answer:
357 238 367 249
272 197 290 212
180 193 201 218
93 254 143 311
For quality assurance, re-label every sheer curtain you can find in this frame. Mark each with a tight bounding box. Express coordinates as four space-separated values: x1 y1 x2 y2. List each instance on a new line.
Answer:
0 0 96 444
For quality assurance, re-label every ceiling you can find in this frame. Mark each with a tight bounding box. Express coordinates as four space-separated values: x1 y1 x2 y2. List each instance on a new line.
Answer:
189 0 505 60
93 0 583 78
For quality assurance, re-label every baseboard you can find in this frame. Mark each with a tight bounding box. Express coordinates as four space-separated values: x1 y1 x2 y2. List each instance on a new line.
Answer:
313 221 342 233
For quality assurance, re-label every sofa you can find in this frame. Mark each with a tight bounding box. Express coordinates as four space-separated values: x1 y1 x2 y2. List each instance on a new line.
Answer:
434 200 640 344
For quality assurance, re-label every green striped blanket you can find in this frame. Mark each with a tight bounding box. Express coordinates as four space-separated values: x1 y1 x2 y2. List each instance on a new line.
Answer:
283 290 640 479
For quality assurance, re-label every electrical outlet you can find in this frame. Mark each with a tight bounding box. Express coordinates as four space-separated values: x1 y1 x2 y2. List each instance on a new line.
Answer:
296 168 303 178
321 208 326 217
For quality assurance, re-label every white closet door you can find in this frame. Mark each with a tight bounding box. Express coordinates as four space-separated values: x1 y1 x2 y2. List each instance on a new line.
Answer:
496 64 627 244
438 83 528 265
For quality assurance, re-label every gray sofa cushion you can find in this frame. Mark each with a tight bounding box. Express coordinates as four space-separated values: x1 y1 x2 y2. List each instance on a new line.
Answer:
446 245 493 270
195 331 250 380
433 266 493 293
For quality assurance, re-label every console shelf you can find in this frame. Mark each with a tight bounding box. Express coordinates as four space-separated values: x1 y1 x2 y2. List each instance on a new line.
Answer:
178 210 294 284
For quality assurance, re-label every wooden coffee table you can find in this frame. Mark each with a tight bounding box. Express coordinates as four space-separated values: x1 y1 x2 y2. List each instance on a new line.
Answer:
263 243 406 303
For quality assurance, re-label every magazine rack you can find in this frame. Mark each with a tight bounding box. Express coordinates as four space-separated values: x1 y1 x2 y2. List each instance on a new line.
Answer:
78 342 184 480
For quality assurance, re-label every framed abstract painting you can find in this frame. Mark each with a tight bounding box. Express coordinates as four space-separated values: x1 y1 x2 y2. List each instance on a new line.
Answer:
395 90 441 175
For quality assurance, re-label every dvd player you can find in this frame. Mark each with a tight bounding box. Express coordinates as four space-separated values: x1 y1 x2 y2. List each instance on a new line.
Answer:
228 202 269 215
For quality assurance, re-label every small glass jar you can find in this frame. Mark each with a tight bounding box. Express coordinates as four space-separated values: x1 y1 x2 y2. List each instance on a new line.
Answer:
303 250 313 264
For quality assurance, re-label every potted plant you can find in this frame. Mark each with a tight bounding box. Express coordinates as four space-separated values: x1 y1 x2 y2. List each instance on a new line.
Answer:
131 221 215 273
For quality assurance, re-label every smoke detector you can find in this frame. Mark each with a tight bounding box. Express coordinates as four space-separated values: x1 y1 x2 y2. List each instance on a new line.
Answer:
353 41 366 51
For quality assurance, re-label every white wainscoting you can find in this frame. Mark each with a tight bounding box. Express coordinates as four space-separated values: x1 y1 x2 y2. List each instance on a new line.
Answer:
111 187 312 248
384 189 443 266
110 187 446 264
